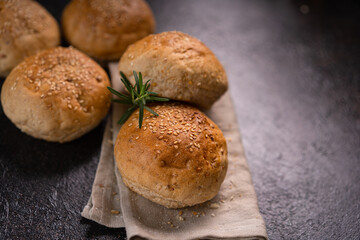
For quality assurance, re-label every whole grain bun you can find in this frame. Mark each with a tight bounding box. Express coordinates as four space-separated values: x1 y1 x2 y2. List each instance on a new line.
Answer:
114 102 228 208
118 31 228 109
0 0 60 77
62 0 155 61
1 47 111 143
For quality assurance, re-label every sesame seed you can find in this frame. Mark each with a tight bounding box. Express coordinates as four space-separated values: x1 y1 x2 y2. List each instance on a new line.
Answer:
111 210 120 214
209 203 220 209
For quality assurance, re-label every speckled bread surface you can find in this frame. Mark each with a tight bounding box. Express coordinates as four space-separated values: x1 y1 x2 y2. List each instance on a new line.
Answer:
62 0 155 61
0 0 60 77
1 47 111 143
118 31 228 109
114 102 228 208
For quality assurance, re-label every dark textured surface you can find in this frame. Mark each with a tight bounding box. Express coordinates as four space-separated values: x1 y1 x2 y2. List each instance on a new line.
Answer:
1 0 359 239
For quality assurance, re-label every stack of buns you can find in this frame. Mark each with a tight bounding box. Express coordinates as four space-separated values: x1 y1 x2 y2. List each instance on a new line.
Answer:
114 31 229 208
1 0 156 142
0 1 229 209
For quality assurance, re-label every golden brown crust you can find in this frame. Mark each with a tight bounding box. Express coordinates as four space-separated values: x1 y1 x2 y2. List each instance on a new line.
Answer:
118 31 228 109
0 0 60 77
114 103 228 208
1 47 111 143
62 0 155 61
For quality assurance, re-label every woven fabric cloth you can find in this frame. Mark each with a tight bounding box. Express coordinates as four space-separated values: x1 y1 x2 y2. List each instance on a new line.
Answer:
81 63 268 240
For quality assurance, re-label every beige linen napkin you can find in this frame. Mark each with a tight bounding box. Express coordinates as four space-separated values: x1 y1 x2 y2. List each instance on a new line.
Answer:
82 63 268 239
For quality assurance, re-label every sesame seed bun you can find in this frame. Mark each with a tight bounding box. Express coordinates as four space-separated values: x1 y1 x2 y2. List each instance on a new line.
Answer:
61 0 155 61
0 0 60 77
1 47 111 143
118 31 228 109
114 103 228 208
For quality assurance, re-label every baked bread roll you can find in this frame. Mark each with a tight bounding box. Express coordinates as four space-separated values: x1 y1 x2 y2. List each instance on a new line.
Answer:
118 31 228 109
114 103 228 208
1 47 111 143
62 0 155 61
0 0 60 77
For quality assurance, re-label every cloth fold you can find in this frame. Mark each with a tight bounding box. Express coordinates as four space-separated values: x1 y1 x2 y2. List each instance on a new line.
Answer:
81 62 268 240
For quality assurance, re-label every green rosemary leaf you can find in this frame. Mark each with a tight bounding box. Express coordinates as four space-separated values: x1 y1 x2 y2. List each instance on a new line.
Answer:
147 91 158 96
144 106 159 116
139 102 144 128
133 71 140 94
109 71 170 128
120 76 132 94
117 106 136 125
147 96 169 102
107 86 131 100
144 80 151 91
120 72 131 86
139 72 143 93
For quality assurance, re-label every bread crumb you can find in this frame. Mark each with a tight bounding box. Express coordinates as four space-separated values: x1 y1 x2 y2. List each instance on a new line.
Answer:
230 195 234 201
178 210 183 216
111 210 120 214
176 215 185 221
192 211 199 217
209 203 220 209
211 213 216 217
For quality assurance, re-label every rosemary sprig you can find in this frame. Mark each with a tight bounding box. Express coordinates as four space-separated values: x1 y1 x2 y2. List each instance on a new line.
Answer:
107 71 169 128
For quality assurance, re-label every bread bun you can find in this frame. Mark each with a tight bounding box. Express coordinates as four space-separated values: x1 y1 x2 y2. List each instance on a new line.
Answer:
1 47 111 143
0 0 60 77
62 0 155 61
118 31 228 109
114 103 228 208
